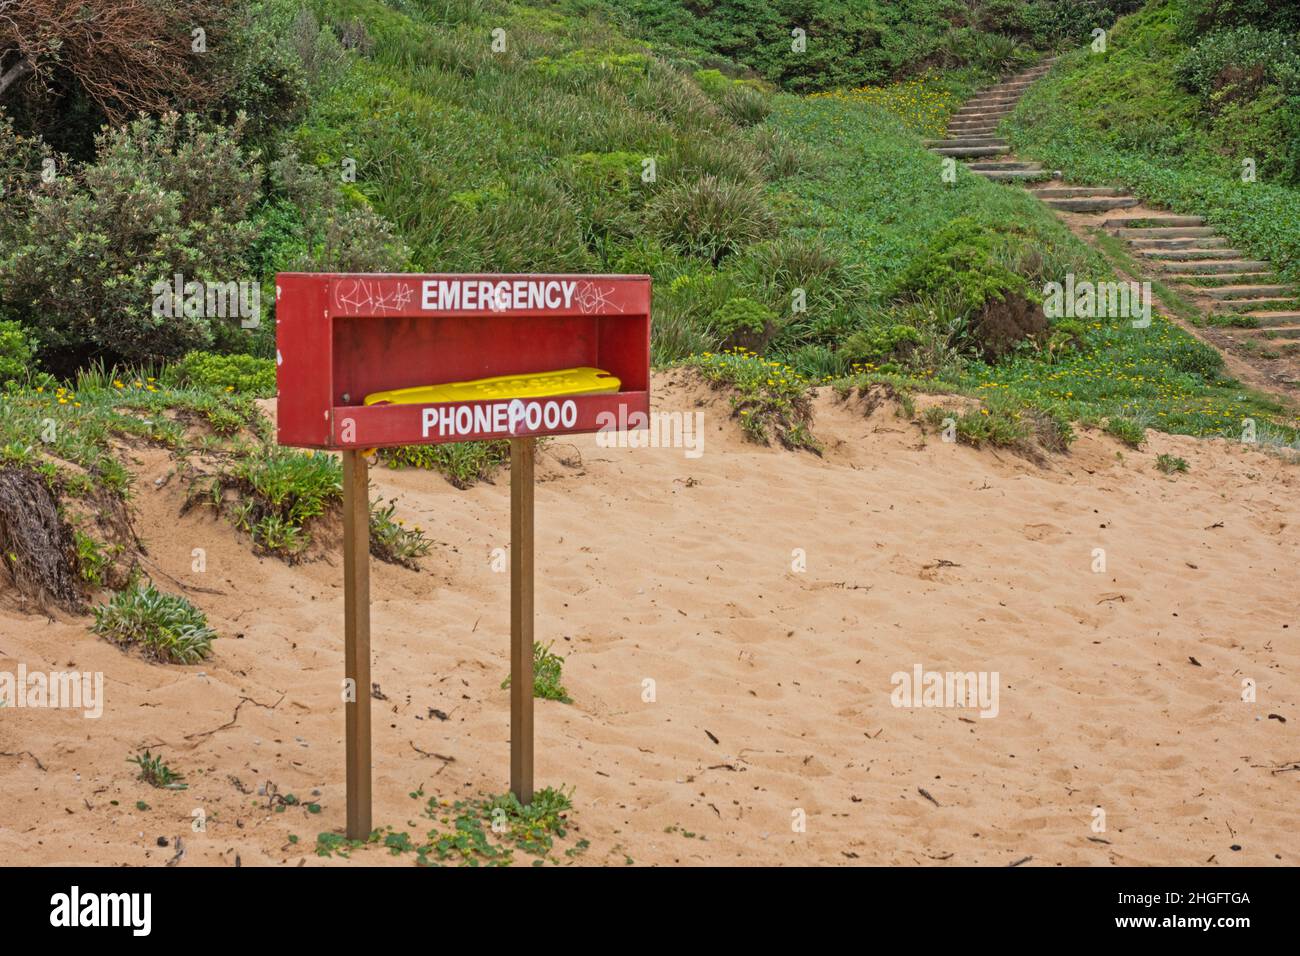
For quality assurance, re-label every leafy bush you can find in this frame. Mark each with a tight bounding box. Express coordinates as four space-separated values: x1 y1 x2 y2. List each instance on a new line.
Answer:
0 113 261 367
92 582 216 664
270 152 410 273
1176 0 1300 36
0 320 34 387
1177 26 1300 98
892 218 1034 316
168 351 276 397
647 175 775 264
712 297 775 337
1165 336 1224 378
842 324 923 364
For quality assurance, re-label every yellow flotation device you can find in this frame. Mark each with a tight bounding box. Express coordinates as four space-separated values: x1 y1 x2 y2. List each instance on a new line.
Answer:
364 366 620 406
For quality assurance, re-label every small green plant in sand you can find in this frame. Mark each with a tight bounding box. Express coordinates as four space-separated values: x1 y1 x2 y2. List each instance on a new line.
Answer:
379 440 510 489
687 349 820 452
128 750 187 790
92 581 215 663
369 498 433 567
501 641 573 704
1155 453 1189 475
198 448 341 557
314 787 577 866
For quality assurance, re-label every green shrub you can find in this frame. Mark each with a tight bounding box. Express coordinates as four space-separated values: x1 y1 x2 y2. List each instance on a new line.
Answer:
92 582 216 664
893 217 1033 316
271 152 410 273
647 175 775 265
1177 26 1300 98
712 297 774 337
0 320 34 387
0 113 261 365
721 84 770 126
169 351 276 397
842 324 923 364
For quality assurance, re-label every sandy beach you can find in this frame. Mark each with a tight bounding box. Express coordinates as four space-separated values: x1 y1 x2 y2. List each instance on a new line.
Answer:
1 369 1296 866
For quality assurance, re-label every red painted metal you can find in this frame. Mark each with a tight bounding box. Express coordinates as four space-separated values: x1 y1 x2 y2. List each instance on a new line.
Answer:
275 273 651 449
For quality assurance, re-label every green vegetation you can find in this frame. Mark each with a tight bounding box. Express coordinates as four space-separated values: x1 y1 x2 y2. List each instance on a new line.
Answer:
613 0 1138 90
1156 452 1189 473
368 497 433 568
923 398 1074 453
315 786 579 866
1005 0 1300 279
167 351 277 397
502 641 574 704
380 439 511 489
92 581 217 664
764 77 1290 442
688 350 820 451
128 750 188 790
0 0 1294 639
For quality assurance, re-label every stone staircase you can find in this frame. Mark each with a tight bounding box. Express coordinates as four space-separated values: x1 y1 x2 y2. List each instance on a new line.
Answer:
929 56 1300 346
925 59 1057 182
1049 203 1300 341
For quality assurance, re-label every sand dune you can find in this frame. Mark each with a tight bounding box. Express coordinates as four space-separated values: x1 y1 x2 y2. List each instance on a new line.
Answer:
1 369 1296 866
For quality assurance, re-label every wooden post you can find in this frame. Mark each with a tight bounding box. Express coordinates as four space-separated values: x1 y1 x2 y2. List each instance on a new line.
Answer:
342 450 372 839
510 436 535 805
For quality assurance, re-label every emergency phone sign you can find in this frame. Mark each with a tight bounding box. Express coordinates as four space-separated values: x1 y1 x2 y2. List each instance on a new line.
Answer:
273 271 652 835
274 272 652 450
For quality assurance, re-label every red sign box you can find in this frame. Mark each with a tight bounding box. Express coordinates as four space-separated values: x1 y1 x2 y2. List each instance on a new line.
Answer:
274 273 651 449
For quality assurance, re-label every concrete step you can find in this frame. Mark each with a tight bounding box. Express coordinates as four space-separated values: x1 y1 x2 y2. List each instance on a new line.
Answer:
1239 312 1300 328
1130 236 1229 250
1162 260 1271 275
1033 186 1127 198
1178 273 1277 286
1234 326 1300 340
1043 196 1139 212
1217 298 1299 313
954 108 1015 118
968 160 1042 171
1116 226 1216 238
976 168 1053 181
933 144 1011 157
1103 215 1205 229
923 136 1008 147
947 122 1000 132
1202 284 1294 300
1143 249 1245 261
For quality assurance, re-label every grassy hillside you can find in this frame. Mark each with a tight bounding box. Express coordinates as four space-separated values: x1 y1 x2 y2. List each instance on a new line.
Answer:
608 0 1143 89
1005 0 1300 278
2 0 1299 615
